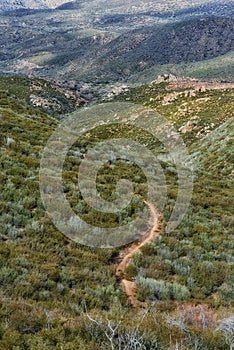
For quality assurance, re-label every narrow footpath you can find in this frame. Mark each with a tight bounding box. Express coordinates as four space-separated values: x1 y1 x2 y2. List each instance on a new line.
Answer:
116 201 162 307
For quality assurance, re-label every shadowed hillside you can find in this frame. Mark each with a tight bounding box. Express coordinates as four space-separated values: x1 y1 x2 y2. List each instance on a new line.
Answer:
0 4 233 85
77 17 234 82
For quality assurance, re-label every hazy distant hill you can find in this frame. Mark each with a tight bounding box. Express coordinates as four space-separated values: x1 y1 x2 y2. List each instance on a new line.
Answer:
0 0 230 13
0 0 69 11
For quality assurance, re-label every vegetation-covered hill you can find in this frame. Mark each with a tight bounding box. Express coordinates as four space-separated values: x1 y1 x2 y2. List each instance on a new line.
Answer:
0 75 233 349
128 50 234 85
0 75 86 115
117 79 234 308
0 3 233 85
82 17 234 82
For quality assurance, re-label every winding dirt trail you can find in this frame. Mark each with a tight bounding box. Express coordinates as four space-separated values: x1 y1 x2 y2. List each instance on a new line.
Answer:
116 201 162 307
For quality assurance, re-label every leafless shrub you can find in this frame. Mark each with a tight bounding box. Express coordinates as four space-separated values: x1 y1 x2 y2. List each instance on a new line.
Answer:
215 315 234 350
84 308 159 349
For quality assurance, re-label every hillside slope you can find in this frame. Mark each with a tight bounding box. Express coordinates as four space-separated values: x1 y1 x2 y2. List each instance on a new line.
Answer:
0 0 225 12
0 75 233 349
77 17 234 82
0 0 69 11
116 79 234 308
0 15 233 85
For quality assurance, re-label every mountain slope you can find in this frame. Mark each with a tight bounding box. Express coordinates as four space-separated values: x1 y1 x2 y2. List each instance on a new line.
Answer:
0 0 225 12
189 117 234 177
77 17 234 82
116 80 234 307
0 0 69 11
0 75 233 349
0 75 87 115
1 15 233 85
128 51 234 84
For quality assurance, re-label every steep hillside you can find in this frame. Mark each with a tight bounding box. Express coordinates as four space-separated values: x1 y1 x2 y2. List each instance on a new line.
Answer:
189 118 233 177
0 75 233 349
0 75 87 115
116 79 234 309
0 0 233 348
77 17 234 82
0 14 233 85
128 51 234 84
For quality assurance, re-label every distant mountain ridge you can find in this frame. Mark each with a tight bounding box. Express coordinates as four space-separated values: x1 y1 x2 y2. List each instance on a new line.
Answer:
0 0 231 12
0 1 233 84
0 0 70 11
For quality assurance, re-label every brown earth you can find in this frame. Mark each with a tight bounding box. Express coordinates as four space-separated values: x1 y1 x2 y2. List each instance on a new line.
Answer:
116 201 162 307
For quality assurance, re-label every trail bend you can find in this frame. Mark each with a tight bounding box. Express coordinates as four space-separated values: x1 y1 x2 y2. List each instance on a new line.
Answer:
116 201 162 307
